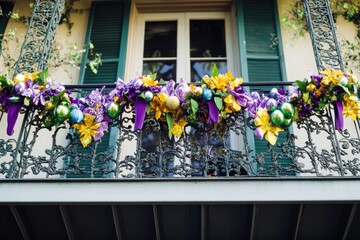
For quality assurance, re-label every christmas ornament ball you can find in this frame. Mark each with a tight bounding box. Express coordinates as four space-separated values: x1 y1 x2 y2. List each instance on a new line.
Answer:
270 109 285 126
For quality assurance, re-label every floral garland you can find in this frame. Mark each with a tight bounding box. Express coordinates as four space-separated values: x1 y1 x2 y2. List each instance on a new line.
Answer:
0 66 359 148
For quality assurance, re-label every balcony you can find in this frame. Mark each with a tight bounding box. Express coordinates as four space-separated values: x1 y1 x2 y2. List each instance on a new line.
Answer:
1 80 360 239
1 78 360 179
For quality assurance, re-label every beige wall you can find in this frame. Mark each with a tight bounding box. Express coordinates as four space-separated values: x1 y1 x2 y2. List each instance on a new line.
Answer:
277 0 360 79
0 0 91 83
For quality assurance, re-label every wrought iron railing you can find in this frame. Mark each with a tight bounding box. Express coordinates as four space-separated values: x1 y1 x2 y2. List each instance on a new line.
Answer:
1 81 360 179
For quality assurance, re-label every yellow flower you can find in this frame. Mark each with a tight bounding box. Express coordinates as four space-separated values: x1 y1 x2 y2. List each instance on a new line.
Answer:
202 71 239 92
150 93 169 119
142 75 158 87
72 114 100 147
348 73 358 84
230 77 243 90
172 118 188 137
224 95 241 113
320 69 343 85
25 72 39 81
343 98 360 121
254 108 284 146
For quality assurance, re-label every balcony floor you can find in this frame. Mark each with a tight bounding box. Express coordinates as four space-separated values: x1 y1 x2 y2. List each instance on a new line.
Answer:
1 178 360 240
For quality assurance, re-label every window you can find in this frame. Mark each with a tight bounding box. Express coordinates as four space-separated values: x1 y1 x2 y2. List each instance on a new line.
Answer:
133 12 235 82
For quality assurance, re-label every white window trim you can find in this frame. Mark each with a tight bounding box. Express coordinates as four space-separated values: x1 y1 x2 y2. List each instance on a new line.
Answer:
129 11 235 83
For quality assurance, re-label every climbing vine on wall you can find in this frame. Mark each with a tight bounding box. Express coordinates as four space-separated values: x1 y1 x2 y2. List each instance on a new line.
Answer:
281 0 360 71
0 1 101 78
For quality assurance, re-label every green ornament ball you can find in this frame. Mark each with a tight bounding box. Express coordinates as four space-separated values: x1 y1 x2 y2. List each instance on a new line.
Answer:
44 115 55 128
280 102 295 119
54 104 70 122
270 110 285 126
106 102 122 119
282 118 293 128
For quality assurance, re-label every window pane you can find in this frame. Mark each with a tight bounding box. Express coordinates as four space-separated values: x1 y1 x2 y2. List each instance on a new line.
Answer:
144 21 177 58
143 61 176 81
190 20 226 58
191 61 227 82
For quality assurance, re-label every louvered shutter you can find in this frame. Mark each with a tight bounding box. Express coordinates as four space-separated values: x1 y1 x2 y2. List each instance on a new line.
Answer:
67 1 128 178
241 0 293 175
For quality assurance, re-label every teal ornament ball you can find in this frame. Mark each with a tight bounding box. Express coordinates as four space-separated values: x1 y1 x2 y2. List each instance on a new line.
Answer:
270 110 285 126
70 107 84 123
106 102 121 119
144 91 154 102
202 88 213 101
280 102 295 119
282 118 293 128
55 104 70 122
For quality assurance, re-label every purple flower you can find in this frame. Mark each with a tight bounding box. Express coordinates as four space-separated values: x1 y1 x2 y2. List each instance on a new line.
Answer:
175 79 190 102
228 86 251 107
310 74 323 85
161 80 175 96
32 88 46 106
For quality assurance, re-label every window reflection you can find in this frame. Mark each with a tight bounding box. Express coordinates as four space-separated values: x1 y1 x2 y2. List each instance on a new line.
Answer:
191 61 227 82
143 61 176 81
144 21 177 58
190 20 226 58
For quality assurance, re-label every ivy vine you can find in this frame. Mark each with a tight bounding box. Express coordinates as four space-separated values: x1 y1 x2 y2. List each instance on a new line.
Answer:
281 0 360 71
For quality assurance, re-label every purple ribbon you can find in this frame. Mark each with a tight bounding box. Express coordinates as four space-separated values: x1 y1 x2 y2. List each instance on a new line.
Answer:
134 98 147 130
7 104 22 136
207 101 219 124
333 100 344 131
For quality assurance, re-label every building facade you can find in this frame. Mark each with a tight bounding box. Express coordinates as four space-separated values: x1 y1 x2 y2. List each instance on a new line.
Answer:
0 0 360 239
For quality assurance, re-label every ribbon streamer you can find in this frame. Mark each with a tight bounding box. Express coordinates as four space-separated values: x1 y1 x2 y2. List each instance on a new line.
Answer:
207 101 219 124
134 98 147 130
7 104 22 136
333 100 344 131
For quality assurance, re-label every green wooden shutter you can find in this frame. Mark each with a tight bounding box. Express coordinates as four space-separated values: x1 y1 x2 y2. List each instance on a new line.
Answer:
237 0 293 175
0 2 14 55
67 1 129 178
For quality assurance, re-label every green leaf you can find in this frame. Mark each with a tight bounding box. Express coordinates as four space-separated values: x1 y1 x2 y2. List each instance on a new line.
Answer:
339 85 351 95
190 98 199 114
211 64 218 77
214 96 223 110
0 76 10 87
185 93 192 100
302 92 309 103
159 78 167 85
138 92 145 99
24 97 30 106
166 113 173 139
146 103 151 114
150 73 157 80
295 79 307 92
37 68 48 85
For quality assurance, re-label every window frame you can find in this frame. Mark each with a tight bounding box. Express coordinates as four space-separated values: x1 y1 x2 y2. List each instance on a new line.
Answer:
133 11 235 82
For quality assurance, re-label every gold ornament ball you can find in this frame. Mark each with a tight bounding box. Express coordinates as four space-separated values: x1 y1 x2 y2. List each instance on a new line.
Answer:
166 96 180 110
